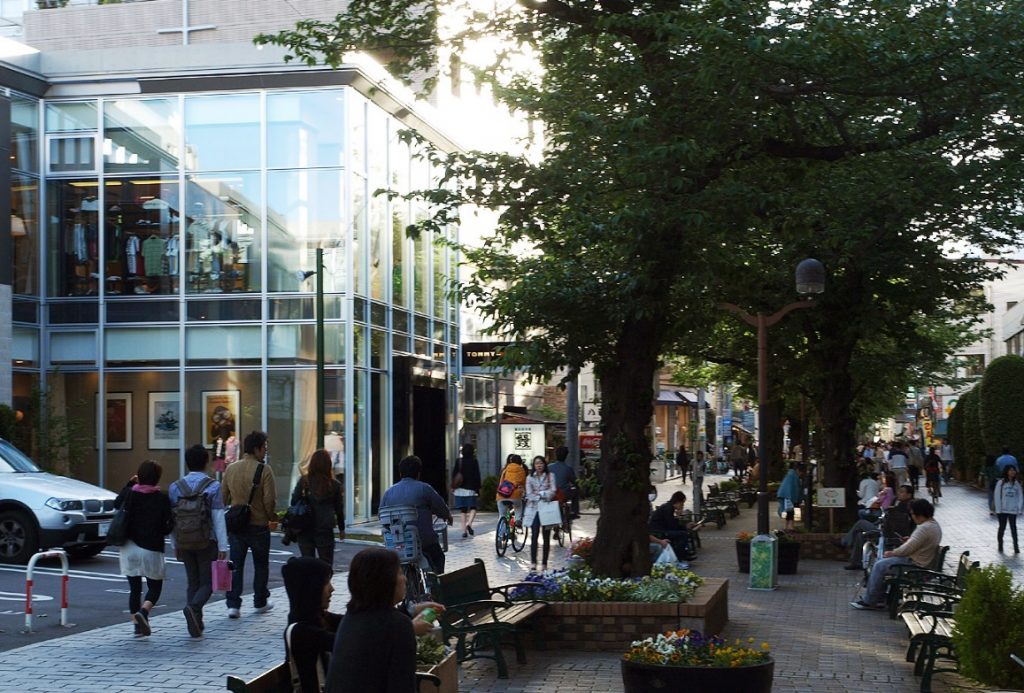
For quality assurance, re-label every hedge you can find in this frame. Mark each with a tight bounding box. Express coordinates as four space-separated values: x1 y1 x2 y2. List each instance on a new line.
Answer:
979 354 1024 458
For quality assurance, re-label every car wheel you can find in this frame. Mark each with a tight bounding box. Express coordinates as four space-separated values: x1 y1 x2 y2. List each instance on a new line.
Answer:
0 510 39 564
65 544 106 560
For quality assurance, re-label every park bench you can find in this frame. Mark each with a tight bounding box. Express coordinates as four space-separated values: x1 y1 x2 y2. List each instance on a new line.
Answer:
900 608 958 693
432 558 548 679
883 545 950 617
226 662 442 692
890 551 976 620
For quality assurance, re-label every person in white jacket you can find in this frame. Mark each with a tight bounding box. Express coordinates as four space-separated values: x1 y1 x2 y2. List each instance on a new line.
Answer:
994 465 1024 553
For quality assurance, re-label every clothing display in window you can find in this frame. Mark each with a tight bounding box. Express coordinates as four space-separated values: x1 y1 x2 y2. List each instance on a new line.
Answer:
165 235 180 275
142 235 167 275
126 235 141 275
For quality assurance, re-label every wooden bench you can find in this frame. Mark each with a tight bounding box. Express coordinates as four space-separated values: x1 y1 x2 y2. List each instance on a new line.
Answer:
227 662 442 692
890 551 977 620
900 609 958 693
432 558 547 679
884 545 949 615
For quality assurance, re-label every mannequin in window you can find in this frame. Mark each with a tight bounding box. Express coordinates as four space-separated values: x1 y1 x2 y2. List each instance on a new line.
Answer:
213 436 227 481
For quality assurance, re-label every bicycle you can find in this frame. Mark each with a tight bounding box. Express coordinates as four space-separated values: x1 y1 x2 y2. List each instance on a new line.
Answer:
926 472 942 504
552 499 573 547
495 501 527 556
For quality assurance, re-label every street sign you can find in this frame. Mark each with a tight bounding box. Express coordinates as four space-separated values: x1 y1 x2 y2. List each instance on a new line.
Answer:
817 487 845 508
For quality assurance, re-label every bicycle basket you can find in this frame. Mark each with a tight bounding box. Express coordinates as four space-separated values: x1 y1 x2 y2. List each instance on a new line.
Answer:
378 505 419 529
383 523 422 564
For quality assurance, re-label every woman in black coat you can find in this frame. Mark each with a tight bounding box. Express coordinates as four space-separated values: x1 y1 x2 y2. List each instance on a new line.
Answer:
283 556 342 693
290 449 345 567
452 443 482 538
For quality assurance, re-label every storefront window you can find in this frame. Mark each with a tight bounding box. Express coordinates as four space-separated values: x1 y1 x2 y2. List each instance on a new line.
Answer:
47 178 100 297
184 368 264 488
267 369 319 507
46 371 99 485
11 95 39 174
46 102 98 132
105 177 180 295
184 94 260 171
267 169 346 293
104 371 179 486
185 173 261 294
11 175 39 295
267 90 345 169
103 98 181 174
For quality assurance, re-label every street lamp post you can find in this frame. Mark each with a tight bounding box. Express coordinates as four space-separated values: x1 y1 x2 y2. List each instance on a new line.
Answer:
718 258 825 535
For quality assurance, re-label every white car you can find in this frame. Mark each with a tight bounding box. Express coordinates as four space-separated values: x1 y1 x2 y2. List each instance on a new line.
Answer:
0 438 118 563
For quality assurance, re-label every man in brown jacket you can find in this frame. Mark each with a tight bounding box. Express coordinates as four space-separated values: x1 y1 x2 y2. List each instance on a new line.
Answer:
222 430 276 619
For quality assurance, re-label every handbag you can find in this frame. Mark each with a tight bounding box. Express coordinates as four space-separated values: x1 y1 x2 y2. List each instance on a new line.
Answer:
211 558 232 592
226 463 265 534
282 481 314 535
106 491 132 546
497 480 515 498
537 499 562 527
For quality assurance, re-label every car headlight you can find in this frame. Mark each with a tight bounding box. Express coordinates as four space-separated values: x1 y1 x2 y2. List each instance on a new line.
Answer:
45 498 85 512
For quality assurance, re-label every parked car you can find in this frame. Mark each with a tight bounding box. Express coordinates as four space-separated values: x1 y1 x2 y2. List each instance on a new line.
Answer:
0 438 117 563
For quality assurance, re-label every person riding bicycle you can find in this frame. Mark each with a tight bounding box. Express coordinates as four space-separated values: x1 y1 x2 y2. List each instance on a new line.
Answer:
496 454 528 520
547 446 579 520
924 447 943 499
379 456 453 574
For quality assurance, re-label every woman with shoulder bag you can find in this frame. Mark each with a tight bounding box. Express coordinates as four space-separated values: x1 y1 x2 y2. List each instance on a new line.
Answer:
452 443 481 538
114 460 174 637
523 455 557 572
290 450 345 568
495 454 527 521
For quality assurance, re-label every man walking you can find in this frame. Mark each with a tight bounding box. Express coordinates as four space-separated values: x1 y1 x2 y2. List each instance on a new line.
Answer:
222 430 276 619
675 445 690 483
851 498 941 610
380 456 452 574
548 446 579 519
171 444 228 637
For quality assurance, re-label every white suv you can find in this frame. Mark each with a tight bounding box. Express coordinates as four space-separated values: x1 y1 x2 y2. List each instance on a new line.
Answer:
0 438 118 563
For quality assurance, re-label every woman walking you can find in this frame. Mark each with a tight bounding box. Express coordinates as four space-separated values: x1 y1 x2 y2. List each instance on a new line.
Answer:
452 443 481 538
994 465 1023 553
523 455 557 572
289 449 345 567
115 460 174 636
777 463 804 531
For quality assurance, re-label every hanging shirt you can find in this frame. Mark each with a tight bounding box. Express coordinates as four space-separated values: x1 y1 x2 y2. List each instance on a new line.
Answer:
142 236 166 276
125 236 141 275
165 235 180 275
72 223 88 263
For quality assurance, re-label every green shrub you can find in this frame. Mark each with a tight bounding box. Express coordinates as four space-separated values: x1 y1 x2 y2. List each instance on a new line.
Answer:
952 564 1024 689
0 405 15 442
718 479 739 493
947 400 963 477
960 386 985 483
478 475 498 512
980 354 1024 458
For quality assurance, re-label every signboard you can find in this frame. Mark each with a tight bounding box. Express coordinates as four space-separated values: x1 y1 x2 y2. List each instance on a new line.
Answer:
581 401 601 423
500 423 546 463
580 433 602 456
462 341 510 369
816 487 845 508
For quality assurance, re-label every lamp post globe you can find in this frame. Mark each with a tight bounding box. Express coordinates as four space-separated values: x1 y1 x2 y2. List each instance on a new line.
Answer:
795 258 825 295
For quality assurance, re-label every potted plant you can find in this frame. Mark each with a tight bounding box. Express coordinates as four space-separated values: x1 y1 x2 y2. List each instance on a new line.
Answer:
416 634 457 693
622 629 773 692
567 536 593 567
774 530 801 575
735 531 753 573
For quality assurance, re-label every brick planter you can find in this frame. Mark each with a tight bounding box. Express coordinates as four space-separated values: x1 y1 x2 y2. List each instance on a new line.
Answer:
529 577 729 650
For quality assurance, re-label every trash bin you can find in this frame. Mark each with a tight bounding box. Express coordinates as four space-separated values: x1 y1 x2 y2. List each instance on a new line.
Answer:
749 533 778 591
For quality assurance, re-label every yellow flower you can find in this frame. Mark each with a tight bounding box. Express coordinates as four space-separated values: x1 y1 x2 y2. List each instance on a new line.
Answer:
762 642 770 650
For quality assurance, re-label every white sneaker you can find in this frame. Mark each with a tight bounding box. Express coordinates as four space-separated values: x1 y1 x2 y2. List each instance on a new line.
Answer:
227 608 240 619
253 603 274 614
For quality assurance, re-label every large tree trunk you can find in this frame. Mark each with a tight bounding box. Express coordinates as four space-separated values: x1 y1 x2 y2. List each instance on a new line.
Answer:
591 317 662 578
817 354 859 526
760 397 785 482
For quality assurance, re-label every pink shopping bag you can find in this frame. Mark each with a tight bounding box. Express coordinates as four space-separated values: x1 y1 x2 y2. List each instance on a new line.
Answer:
212 559 232 592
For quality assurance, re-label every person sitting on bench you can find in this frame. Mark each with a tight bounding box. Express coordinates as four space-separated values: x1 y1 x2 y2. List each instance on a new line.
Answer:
649 491 698 561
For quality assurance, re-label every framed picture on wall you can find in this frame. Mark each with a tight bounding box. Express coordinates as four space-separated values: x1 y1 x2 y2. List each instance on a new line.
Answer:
201 390 240 447
148 392 180 450
96 392 133 450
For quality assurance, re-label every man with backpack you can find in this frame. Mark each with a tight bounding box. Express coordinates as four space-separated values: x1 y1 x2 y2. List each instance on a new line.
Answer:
170 444 228 638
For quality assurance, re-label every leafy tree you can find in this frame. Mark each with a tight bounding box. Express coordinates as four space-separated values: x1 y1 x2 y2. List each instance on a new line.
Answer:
979 355 1024 458
260 1 1024 575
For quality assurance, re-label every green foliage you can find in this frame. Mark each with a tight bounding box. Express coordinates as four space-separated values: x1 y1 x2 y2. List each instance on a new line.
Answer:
533 404 565 422
0 405 15 442
717 479 740 493
415 635 447 667
980 355 1024 457
478 475 498 512
947 401 963 478
24 378 89 477
952 565 1024 690
960 386 985 483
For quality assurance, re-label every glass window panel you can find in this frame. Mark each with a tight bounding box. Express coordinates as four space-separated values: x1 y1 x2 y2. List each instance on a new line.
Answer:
48 302 99 324
268 324 344 365
12 299 38 323
105 327 179 366
101 371 178 482
269 297 345 321
352 174 367 296
11 175 39 296
50 331 96 364
352 369 368 519
106 300 179 323
48 135 96 174
267 90 345 169
392 332 409 354
390 130 410 307
11 96 39 174
185 325 262 366
184 369 263 488
104 98 181 174
186 299 261 322
367 106 387 301
393 309 409 334
414 314 429 337
267 169 346 293
348 90 366 175
105 177 181 296
45 102 98 132
45 371 99 483
353 324 366 367
370 328 386 369
184 94 260 171
46 178 99 297
267 369 319 510
353 296 366 323
370 302 387 327
414 338 430 357
433 233 446 319
185 173 261 294
414 221 429 313
12 327 38 367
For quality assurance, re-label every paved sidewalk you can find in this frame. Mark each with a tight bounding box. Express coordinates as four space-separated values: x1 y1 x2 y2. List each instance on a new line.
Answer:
0 471 1017 691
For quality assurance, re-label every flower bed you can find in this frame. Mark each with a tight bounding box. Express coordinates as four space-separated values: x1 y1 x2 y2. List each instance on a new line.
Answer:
511 564 703 603
621 630 773 693
624 629 771 667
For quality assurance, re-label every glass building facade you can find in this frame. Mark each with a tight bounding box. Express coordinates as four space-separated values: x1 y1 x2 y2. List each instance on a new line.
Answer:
7 84 460 522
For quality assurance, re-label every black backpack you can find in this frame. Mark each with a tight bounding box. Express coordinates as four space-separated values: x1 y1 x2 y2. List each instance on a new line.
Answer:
173 477 214 550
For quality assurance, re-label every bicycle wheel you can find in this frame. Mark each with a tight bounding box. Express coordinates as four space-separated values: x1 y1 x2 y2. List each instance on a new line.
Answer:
554 526 564 547
402 563 427 604
495 516 510 557
511 520 527 552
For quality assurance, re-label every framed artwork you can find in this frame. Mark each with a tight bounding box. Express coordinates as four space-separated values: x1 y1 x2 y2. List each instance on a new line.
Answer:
96 392 133 450
148 392 181 450
201 390 240 446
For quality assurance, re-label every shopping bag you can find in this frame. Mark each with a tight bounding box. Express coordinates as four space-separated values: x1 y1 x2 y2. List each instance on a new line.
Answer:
537 500 562 527
655 544 678 565
212 559 232 592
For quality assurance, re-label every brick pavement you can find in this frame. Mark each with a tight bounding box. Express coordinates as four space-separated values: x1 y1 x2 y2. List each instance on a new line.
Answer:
0 471 1017 692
